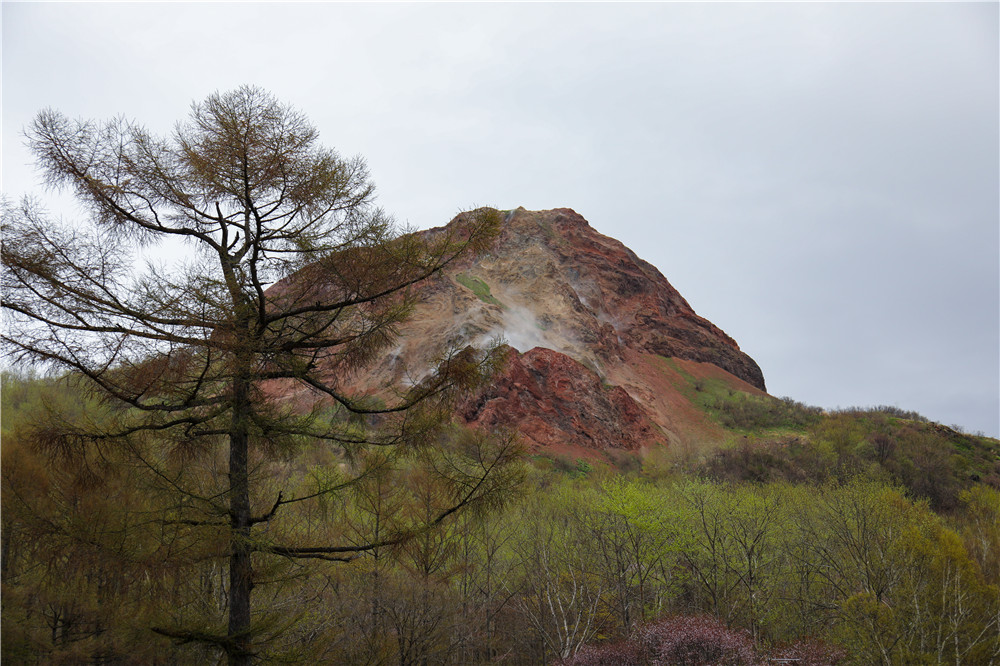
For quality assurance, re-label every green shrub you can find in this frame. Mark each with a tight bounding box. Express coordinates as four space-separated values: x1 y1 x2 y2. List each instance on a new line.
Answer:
709 393 821 432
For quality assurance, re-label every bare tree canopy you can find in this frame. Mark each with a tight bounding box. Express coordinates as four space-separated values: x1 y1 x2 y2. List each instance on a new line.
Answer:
1 86 520 664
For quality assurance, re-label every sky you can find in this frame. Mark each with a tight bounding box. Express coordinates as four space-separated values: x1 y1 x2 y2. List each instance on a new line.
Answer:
3 2 998 437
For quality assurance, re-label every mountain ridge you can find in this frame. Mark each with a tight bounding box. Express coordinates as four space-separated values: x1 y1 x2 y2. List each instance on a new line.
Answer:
354 207 767 454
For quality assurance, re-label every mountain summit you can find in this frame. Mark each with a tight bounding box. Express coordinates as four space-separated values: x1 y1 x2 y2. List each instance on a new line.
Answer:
353 207 766 455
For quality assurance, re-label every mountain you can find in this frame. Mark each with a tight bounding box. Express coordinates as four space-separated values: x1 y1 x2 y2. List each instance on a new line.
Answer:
266 204 999 503
351 207 767 456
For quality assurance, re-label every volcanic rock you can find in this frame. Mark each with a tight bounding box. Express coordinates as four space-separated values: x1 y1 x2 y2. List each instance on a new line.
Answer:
347 207 766 455
459 346 658 451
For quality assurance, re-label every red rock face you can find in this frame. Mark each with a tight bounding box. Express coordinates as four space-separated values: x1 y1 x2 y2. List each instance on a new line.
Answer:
539 208 764 390
459 346 658 451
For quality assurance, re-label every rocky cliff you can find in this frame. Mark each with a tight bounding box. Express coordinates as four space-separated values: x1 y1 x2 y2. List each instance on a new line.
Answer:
351 207 766 455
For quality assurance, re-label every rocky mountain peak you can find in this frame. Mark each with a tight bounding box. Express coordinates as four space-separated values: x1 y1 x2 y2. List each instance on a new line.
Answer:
437 208 764 387
349 207 767 455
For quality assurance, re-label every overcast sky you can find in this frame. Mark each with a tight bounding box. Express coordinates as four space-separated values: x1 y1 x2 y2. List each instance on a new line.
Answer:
3 2 998 437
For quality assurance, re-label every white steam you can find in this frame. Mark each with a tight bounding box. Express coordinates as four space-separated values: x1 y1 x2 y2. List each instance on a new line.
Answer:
500 304 556 353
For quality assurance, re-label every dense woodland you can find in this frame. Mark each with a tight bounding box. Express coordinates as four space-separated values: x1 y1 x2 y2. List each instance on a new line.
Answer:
1 87 998 665
3 369 999 664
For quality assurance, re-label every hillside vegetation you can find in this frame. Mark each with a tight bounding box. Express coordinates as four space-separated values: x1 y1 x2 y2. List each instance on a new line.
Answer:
3 370 998 665
665 360 1000 513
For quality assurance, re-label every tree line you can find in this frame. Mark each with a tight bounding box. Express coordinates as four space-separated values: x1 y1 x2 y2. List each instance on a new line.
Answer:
4 393 999 664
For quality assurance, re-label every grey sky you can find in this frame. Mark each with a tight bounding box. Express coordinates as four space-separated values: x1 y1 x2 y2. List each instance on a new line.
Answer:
3 2 998 436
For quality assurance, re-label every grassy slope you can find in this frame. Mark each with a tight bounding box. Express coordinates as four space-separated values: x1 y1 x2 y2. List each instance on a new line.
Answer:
656 358 1000 512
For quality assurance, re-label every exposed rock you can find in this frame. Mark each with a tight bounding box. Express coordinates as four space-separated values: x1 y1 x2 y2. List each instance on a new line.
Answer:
459 346 658 451
286 207 767 456
425 207 765 392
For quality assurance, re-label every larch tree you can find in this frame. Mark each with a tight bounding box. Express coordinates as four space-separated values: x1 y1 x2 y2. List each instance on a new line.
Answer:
1 86 520 664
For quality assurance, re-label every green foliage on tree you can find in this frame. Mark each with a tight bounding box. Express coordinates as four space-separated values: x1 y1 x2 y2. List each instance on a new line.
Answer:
5 375 999 665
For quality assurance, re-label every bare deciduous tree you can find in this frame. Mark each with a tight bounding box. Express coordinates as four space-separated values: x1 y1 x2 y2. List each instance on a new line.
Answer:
2 86 520 665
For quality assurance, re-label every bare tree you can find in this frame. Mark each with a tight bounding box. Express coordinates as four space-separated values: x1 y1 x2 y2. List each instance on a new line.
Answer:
2 86 520 665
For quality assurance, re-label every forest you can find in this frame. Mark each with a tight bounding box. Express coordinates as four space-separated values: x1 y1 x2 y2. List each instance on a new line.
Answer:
3 370 999 665
2 86 998 665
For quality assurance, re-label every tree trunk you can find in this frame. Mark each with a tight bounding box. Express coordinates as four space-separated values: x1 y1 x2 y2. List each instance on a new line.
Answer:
228 372 253 666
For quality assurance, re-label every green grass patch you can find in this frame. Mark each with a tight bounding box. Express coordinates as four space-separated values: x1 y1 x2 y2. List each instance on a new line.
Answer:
455 273 503 307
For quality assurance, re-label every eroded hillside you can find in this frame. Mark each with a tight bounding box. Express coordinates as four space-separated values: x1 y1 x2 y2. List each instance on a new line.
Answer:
347 207 766 455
